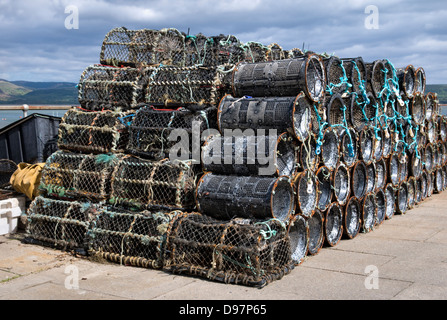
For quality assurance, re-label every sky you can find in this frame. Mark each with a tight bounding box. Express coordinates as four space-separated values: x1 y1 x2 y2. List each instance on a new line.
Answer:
0 0 446 84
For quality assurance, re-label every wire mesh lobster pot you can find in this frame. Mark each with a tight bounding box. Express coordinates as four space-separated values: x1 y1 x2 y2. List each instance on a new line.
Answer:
427 170 434 198
126 105 216 160
358 127 374 165
217 93 312 142
419 171 428 201
415 67 426 95
307 209 324 255
396 65 416 98
288 214 309 265
87 206 177 269
332 163 350 205
163 212 294 288
408 92 426 126
388 152 401 186
343 196 361 239
39 151 119 201
99 27 186 67
242 41 270 63
78 65 150 111
145 65 231 106
299 133 319 171
396 181 409 214
340 128 358 168
407 176 416 208
438 116 447 142
324 202 343 247
325 93 348 131
315 166 332 212
426 121 437 145
109 157 199 211
351 92 377 131
320 127 340 171
425 92 438 122
323 56 350 96
58 108 133 154
351 160 368 200
267 43 286 61
384 183 395 220
365 162 377 195
361 192 376 232
381 127 392 159
0 159 17 188
293 169 317 217
424 143 434 172
366 60 387 98
375 158 387 191
375 188 386 226
202 34 246 67
25 195 98 251
202 132 297 177
231 54 326 102
195 173 294 222
372 129 384 162
341 57 366 93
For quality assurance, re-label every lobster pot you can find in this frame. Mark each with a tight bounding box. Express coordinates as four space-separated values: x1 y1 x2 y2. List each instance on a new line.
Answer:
388 152 401 186
196 173 294 222
217 93 312 142
202 132 297 177
78 65 150 111
242 41 270 63
382 127 392 159
58 108 132 154
375 158 387 191
294 170 318 217
396 181 409 214
99 27 186 67
288 214 309 265
375 189 386 226
351 160 368 200
324 202 343 247
110 157 199 211
350 91 377 131
340 128 358 168
372 129 384 162
420 171 428 201
365 162 377 194
384 183 396 219
164 213 294 288
307 209 324 255
424 143 434 172
325 93 348 131
39 151 119 201
365 60 386 98
299 133 319 171
426 121 437 145
145 65 230 106
361 192 376 233
332 163 350 205
0 159 17 188
267 43 286 61
231 54 326 102
438 116 447 142
425 92 438 122
410 93 426 126
316 166 332 212
427 170 434 197
26 196 98 251
88 207 177 269
343 196 361 239
320 127 340 171
324 56 350 96
415 67 426 95
407 176 416 209
358 127 374 165
341 57 367 93
126 105 216 160
396 65 416 98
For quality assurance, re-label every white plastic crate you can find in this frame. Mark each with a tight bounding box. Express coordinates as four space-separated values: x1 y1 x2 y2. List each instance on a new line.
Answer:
0 196 26 235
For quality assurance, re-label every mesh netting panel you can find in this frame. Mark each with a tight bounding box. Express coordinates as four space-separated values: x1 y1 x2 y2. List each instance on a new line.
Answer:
39 151 119 201
126 105 216 160
324 202 343 247
361 192 376 232
333 163 350 205
316 166 332 212
100 27 186 67
202 132 297 177
384 183 395 219
232 54 326 102
78 65 150 111
320 127 340 171
196 173 294 222
343 196 361 239
288 214 309 265
218 93 312 142
26 196 98 250
109 157 199 211
307 209 324 255
294 169 317 217
0 159 17 188
145 65 230 106
88 207 177 269
375 189 386 226
58 108 132 154
164 213 294 288
351 160 367 200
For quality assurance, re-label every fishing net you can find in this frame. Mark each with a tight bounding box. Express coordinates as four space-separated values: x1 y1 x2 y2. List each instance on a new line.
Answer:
231 54 326 102
109 156 199 211
316 166 332 212
25 195 98 251
288 214 309 265
217 93 312 142
126 105 216 160
77 64 150 111
332 163 350 205
58 107 133 154
195 173 294 222
324 202 343 247
163 212 294 288
88 206 177 269
307 209 324 256
351 160 368 200
100 27 186 67
0 159 17 188
343 196 361 239
39 150 119 201
293 169 318 218
361 192 376 232
145 65 231 106
202 132 297 177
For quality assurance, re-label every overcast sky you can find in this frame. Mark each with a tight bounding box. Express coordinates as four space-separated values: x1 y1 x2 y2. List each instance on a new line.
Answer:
0 0 446 84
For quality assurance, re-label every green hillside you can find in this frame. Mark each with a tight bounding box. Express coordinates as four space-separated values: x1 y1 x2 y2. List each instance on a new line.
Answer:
0 80 32 101
426 85 447 104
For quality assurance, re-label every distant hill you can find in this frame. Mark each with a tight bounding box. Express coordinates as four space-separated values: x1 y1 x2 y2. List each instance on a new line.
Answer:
426 84 447 104
0 79 78 105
